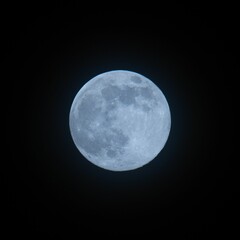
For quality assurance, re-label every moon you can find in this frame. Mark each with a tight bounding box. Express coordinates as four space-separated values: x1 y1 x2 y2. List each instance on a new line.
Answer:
69 70 171 171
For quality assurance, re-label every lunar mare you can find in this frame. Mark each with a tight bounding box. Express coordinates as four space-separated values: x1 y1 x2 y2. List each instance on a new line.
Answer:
69 70 171 171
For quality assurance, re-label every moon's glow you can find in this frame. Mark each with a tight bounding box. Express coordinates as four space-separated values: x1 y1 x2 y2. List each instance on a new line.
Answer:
69 70 171 171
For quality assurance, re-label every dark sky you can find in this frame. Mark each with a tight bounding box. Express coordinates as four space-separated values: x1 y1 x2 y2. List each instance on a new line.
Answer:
7 2 236 238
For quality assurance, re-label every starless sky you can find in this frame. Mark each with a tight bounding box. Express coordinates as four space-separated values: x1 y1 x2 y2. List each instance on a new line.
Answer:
6 2 236 238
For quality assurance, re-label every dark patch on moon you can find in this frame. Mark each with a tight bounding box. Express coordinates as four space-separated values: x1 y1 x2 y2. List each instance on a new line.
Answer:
139 87 153 99
77 95 102 129
74 89 131 159
107 149 117 158
74 129 103 156
102 109 117 125
73 99 130 158
104 128 129 149
74 127 129 158
101 85 138 106
101 85 121 101
101 83 156 115
141 104 151 112
118 86 137 105
131 75 142 83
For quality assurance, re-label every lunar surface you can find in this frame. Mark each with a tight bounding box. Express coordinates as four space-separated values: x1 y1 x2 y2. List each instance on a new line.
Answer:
69 70 171 171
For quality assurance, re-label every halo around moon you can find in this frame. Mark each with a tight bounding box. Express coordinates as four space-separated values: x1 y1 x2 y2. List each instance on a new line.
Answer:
69 70 171 171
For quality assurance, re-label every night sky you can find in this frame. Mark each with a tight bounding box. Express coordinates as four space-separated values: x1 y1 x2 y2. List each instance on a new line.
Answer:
7 2 236 238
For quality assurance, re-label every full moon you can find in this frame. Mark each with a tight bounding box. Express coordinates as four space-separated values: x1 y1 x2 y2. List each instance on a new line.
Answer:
69 70 171 171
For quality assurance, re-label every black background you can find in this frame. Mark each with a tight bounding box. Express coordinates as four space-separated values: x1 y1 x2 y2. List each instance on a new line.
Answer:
7 2 237 238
